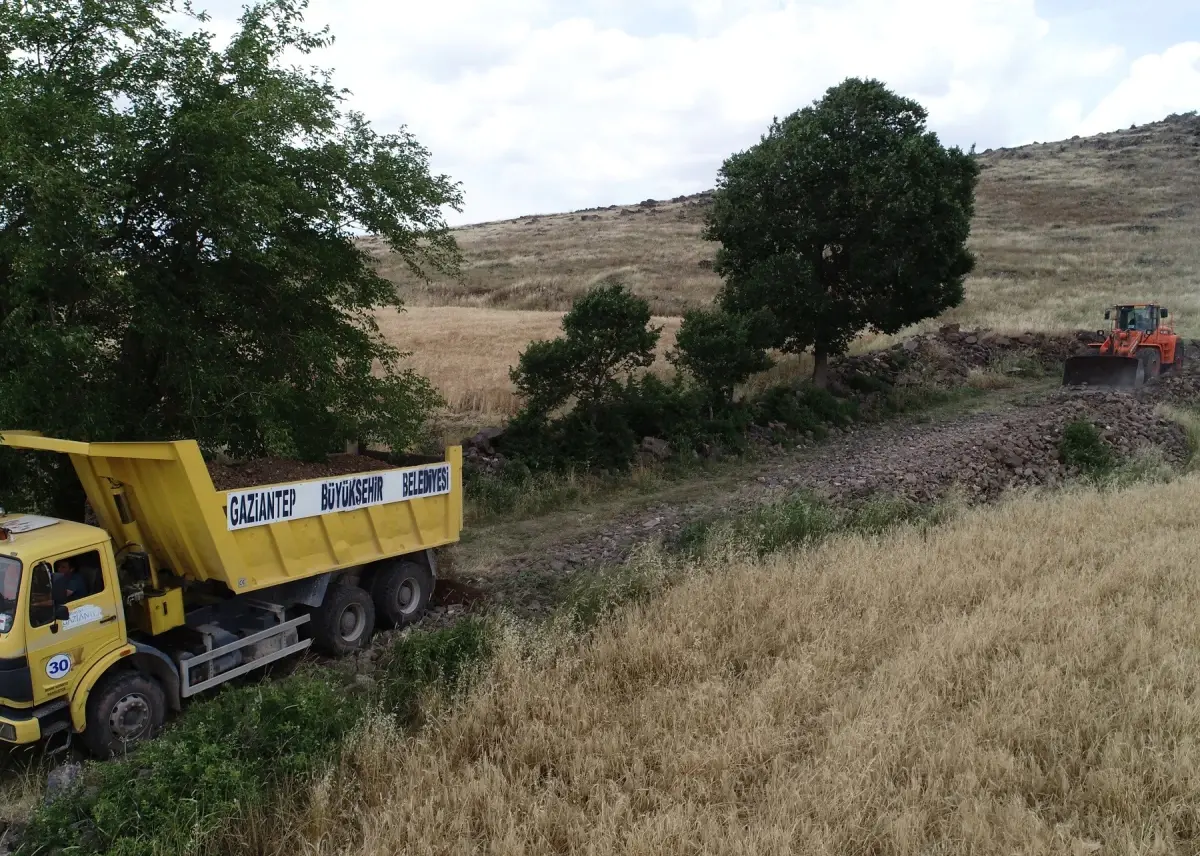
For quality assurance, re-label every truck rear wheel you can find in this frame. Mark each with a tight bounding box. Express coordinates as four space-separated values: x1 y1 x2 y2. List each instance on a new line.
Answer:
372 561 433 628
83 671 166 759
313 583 376 656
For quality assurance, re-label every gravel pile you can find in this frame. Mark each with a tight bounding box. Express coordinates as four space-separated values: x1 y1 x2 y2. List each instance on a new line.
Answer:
206 453 395 491
816 389 1189 504
831 324 1095 393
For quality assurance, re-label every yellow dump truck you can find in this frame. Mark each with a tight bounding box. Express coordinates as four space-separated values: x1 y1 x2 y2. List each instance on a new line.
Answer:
0 432 462 758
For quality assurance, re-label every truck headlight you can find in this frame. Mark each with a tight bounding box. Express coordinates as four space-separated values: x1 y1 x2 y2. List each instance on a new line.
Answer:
0 723 16 742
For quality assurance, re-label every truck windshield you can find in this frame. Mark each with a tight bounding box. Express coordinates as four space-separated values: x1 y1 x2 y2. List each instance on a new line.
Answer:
0 556 19 634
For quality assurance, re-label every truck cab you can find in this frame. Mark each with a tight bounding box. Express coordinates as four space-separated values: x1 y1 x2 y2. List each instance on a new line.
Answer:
0 513 139 750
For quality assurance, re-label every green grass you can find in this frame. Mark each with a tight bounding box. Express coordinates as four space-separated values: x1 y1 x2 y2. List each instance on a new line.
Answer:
1058 419 1117 477
672 492 956 559
17 620 497 856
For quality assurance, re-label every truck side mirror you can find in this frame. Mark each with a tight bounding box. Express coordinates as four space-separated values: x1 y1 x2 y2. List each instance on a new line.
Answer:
1161 308 1168 318
1104 310 1111 320
54 604 70 622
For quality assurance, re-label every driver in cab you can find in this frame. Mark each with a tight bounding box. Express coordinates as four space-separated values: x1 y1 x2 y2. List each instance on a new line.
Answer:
52 558 85 603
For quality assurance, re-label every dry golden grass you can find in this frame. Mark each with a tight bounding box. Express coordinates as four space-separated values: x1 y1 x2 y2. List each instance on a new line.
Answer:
378 305 681 426
364 197 719 318
281 476 1200 855
366 114 1200 333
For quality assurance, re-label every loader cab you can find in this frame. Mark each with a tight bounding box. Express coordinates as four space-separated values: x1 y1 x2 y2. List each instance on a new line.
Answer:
0 514 126 727
1107 304 1166 334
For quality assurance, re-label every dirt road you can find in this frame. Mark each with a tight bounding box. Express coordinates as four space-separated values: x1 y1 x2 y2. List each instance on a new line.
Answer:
438 376 1193 618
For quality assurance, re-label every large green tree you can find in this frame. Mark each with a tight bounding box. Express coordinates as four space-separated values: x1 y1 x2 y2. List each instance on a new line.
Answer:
705 77 979 387
0 0 462 513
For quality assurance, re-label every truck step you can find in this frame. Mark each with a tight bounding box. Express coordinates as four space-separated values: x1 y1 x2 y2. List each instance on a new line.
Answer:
40 719 72 756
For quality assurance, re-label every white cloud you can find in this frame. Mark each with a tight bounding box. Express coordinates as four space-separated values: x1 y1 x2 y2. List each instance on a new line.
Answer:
1077 42 1200 135
197 0 1197 224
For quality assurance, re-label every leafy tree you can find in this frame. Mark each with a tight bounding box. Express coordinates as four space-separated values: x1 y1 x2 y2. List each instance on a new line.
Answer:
705 77 979 387
0 0 461 513
668 306 774 405
502 281 662 472
509 280 660 415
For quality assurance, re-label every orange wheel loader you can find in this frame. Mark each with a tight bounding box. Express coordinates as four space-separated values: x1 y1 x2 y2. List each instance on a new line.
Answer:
1062 303 1183 387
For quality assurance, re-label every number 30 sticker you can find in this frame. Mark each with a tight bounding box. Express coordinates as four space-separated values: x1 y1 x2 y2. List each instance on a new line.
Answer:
46 653 72 680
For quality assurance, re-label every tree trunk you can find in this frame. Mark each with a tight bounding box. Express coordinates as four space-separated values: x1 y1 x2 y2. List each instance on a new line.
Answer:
811 345 830 389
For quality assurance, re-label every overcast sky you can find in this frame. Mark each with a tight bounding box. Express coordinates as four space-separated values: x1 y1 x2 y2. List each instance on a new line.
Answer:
191 0 1199 225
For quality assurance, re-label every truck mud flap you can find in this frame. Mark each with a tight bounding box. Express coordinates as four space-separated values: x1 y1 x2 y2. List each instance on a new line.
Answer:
1062 355 1144 388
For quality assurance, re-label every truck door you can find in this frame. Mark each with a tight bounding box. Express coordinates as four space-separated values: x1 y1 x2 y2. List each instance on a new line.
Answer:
25 548 124 705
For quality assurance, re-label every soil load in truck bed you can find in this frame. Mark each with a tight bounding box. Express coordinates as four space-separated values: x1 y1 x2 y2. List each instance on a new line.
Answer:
206 453 396 491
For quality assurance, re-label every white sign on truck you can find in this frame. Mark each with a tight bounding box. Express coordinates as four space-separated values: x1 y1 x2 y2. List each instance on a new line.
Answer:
225 463 452 531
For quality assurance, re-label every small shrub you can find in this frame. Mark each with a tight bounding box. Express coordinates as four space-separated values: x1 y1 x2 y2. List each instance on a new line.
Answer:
509 280 661 415
375 619 495 722
746 494 843 554
966 367 1017 390
797 386 859 426
561 560 671 632
998 351 1046 379
465 460 591 521
1059 420 1115 476
847 495 953 534
844 371 892 395
668 307 775 404
883 383 982 414
1107 446 1174 487
751 384 859 437
753 386 828 437
1158 405 1200 471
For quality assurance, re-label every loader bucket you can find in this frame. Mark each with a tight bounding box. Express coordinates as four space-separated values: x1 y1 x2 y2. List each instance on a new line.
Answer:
1062 355 1144 388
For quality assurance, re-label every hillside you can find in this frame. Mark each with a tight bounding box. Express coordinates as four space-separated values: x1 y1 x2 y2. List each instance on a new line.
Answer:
368 112 1200 426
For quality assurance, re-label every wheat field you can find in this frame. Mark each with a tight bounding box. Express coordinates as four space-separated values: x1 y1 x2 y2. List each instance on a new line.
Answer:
379 306 681 428
372 115 1200 426
279 476 1200 855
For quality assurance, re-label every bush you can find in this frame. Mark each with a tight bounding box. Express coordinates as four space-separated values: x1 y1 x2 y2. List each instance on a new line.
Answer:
375 618 494 723
509 280 660 415
844 371 893 395
752 385 860 438
1059 420 1116 476
23 672 363 856
668 307 774 404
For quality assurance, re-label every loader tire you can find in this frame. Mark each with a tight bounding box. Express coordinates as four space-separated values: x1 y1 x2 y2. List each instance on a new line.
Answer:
313 583 376 657
372 560 433 628
83 670 166 759
1138 348 1161 380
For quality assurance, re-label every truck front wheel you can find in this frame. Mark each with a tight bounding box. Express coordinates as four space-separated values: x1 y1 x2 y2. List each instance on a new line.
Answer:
372 561 433 628
83 671 166 759
312 584 376 656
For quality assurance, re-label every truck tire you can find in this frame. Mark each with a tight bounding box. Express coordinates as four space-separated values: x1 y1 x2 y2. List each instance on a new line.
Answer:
83 670 166 759
312 583 376 656
372 561 433 628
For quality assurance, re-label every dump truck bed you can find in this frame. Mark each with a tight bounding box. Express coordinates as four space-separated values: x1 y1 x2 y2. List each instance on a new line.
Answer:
0 432 462 593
